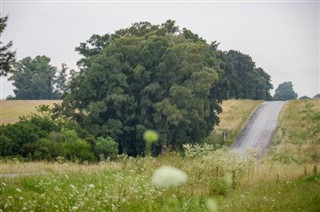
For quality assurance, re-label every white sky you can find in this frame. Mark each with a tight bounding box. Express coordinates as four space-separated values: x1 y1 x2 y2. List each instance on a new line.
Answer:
1 0 319 99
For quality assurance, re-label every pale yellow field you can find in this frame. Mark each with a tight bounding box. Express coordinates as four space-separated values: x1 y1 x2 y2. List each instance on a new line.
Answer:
0 100 62 125
210 99 263 145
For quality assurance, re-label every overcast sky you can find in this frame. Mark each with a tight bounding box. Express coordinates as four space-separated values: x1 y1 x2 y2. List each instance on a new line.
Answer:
1 0 319 99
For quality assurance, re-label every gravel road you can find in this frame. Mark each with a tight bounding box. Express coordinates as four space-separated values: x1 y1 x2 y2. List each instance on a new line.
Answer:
229 101 285 159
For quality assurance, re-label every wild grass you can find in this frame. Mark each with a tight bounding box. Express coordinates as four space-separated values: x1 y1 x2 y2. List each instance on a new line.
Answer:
209 99 262 146
270 99 320 163
0 100 62 125
1 150 319 211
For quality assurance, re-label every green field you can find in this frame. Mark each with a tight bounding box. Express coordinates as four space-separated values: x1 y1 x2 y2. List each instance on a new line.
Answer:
0 99 319 211
0 100 62 125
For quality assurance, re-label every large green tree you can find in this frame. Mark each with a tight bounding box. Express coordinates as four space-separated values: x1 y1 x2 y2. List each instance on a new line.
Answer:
9 56 61 99
0 16 16 76
273 81 298 101
63 20 222 155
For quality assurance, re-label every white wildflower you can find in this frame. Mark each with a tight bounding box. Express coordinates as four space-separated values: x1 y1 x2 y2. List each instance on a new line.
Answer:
206 198 218 212
72 206 79 211
88 184 95 189
151 166 188 188
54 186 61 192
16 188 22 193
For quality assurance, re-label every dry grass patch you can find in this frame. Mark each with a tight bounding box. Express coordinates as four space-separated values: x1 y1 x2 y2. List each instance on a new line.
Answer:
0 100 62 125
209 99 262 145
0 160 121 176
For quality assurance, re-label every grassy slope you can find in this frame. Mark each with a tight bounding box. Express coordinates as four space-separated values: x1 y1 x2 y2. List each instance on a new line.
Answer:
209 99 262 145
0 100 62 125
270 99 320 163
0 99 319 211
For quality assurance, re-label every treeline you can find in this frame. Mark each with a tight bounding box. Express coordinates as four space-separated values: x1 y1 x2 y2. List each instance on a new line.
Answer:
2 19 274 159
7 56 72 100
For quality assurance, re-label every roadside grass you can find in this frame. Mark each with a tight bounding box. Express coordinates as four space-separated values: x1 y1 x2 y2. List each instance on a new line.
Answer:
270 99 320 164
209 99 262 146
0 100 62 125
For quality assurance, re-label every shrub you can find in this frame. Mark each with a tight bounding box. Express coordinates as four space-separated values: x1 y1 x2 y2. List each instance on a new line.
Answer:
63 139 95 162
33 138 62 160
94 137 118 160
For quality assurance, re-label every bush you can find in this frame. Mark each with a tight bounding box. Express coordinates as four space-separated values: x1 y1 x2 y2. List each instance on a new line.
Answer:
33 138 62 160
63 139 95 162
95 137 118 160
0 134 16 156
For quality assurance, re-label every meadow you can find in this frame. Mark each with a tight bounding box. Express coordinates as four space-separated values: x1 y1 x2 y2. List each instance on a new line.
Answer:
0 99 319 211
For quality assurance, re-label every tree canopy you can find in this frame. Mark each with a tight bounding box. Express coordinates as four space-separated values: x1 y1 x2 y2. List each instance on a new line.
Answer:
273 81 298 101
63 20 223 155
8 56 69 99
0 16 16 76
211 50 273 100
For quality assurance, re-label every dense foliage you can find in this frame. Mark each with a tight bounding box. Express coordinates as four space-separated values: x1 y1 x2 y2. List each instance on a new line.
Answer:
273 81 298 101
212 50 273 100
63 20 222 155
0 105 117 161
0 16 16 76
8 56 70 99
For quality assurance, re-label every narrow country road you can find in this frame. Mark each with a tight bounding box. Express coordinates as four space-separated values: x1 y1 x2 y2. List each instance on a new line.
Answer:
229 101 285 159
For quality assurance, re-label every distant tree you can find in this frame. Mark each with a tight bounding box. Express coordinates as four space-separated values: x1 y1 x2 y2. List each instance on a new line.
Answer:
273 81 298 101
299 96 310 100
0 16 16 76
313 94 320 99
9 56 61 99
55 63 70 98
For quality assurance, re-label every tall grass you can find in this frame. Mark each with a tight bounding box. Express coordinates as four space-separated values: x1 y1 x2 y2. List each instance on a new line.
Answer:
271 99 320 163
1 147 319 211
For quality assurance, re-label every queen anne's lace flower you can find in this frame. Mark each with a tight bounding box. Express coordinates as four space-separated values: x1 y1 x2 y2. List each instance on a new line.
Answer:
151 166 188 188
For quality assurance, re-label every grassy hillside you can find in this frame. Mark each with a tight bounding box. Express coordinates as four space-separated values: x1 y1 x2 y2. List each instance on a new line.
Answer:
0 100 62 125
209 99 262 146
270 99 320 163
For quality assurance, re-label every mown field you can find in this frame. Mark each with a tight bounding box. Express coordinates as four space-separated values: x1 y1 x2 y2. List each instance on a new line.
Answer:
0 99 319 211
0 100 62 125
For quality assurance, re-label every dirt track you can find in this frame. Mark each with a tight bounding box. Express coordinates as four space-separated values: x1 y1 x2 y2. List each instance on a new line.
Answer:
229 101 285 159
